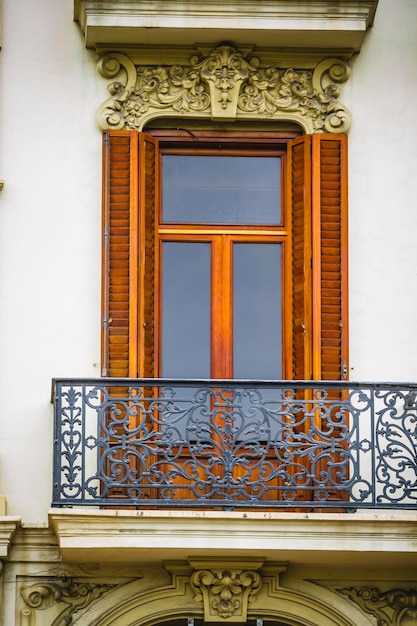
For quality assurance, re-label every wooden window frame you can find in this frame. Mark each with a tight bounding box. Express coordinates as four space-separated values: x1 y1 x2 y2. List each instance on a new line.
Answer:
102 129 348 382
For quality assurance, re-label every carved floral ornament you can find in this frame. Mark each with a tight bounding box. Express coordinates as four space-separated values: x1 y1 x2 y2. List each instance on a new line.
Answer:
97 45 351 134
190 563 262 622
20 576 114 625
339 587 417 626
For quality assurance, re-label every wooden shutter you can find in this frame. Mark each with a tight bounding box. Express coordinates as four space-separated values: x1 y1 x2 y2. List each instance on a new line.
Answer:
288 134 348 381
287 135 313 380
102 131 159 378
137 133 159 378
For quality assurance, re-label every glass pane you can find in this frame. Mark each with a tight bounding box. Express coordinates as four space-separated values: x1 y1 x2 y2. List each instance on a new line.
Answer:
162 242 211 378
233 243 282 379
162 155 281 224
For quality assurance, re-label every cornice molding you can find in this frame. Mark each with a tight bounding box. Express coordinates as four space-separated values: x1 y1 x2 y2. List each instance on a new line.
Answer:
339 587 417 626
75 1 378 52
97 45 351 133
49 509 417 568
0 516 21 567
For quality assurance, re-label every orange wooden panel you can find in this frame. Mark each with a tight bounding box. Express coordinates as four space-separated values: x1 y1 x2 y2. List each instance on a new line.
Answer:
102 131 138 378
137 134 159 378
311 134 348 381
287 135 313 380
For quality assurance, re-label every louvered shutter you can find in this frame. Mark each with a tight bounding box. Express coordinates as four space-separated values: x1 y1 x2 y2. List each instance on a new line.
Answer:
288 134 348 381
311 134 348 381
288 135 313 380
102 131 159 378
137 134 159 378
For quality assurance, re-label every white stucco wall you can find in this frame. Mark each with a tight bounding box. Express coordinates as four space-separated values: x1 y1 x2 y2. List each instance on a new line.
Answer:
0 0 416 523
345 0 417 381
0 0 104 521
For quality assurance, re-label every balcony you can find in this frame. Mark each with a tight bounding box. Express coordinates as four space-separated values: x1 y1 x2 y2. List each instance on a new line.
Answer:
51 378 417 511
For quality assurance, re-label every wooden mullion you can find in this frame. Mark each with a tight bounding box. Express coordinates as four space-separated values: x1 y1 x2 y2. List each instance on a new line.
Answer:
211 236 233 379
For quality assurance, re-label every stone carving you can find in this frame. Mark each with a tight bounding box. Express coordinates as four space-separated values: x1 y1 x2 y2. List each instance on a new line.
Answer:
97 45 351 133
339 587 417 626
190 565 262 622
21 576 114 625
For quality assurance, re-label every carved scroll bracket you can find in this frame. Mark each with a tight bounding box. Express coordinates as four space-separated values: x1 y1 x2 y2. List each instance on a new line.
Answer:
20 576 115 625
188 559 264 622
97 45 351 133
339 587 417 626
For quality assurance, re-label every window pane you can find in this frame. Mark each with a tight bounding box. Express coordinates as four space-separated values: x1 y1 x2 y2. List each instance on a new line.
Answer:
233 243 282 378
162 242 211 378
162 155 281 224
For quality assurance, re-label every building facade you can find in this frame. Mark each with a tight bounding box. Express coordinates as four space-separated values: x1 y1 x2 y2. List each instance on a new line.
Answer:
1 1 417 625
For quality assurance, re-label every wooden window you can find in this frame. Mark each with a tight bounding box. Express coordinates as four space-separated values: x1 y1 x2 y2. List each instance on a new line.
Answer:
102 130 348 382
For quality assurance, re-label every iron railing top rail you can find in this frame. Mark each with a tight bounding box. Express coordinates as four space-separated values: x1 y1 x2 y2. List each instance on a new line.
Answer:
51 377 417 394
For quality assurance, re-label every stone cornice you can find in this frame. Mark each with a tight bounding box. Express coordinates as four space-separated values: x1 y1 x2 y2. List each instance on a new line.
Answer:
97 45 351 133
75 1 378 52
0 516 21 562
49 510 417 567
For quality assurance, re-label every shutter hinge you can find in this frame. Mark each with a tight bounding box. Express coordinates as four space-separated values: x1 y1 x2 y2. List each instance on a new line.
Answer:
104 132 110 147
342 360 348 379
103 316 112 328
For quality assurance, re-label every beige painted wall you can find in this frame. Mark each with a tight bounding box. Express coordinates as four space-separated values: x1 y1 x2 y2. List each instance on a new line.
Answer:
0 0 416 524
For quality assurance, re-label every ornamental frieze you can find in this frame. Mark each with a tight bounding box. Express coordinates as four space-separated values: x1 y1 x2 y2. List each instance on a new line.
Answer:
339 587 417 626
97 45 351 133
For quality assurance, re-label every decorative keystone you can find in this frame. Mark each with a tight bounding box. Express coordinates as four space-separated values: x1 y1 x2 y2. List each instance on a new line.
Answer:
189 559 263 622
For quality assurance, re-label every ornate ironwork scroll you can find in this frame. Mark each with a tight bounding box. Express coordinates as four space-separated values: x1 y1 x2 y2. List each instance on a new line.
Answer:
97 45 351 133
52 379 417 509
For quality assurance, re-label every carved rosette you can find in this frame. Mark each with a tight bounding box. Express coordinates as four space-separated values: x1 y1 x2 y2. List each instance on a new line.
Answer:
339 587 417 626
97 45 351 133
190 566 262 622
21 576 114 625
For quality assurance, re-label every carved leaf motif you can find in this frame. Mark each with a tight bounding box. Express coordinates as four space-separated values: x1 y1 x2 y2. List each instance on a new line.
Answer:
191 567 261 621
21 577 115 625
97 46 351 133
339 587 417 626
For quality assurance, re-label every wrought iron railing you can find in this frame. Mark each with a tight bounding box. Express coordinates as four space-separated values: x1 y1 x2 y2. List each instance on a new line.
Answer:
52 379 417 509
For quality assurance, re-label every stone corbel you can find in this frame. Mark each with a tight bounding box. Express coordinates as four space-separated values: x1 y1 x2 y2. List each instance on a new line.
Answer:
189 559 263 622
20 576 115 625
339 587 417 626
97 44 351 133
0 516 20 572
